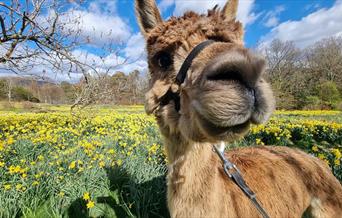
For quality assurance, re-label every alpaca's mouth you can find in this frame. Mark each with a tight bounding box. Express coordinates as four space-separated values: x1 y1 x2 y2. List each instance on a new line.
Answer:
206 69 257 106
209 78 257 112
196 109 251 139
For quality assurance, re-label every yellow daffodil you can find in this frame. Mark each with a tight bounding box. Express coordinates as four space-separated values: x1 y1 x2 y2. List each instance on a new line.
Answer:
3 184 11 190
312 146 319 152
15 184 22 191
83 192 90 201
58 191 65 197
334 159 341 166
86 200 95 209
68 161 76 169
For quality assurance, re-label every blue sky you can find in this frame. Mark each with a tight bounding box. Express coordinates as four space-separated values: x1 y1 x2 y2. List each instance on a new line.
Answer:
1 0 342 81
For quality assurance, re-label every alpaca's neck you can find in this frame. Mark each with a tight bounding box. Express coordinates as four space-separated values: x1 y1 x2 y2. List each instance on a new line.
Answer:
164 137 214 169
165 137 216 188
164 137 222 215
165 138 215 187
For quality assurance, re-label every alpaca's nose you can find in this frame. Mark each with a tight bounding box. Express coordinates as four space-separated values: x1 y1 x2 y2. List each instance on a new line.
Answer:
203 48 265 89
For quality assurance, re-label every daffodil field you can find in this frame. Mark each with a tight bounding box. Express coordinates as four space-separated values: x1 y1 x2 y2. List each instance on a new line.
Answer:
0 106 341 218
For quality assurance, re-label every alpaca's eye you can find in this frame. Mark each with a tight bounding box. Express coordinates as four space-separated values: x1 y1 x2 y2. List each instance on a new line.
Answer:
157 53 172 69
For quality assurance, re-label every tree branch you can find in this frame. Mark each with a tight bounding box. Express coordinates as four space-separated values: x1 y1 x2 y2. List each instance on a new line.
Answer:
0 15 7 38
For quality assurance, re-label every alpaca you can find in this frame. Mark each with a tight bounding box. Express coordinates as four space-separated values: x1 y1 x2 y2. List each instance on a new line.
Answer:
135 0 342 217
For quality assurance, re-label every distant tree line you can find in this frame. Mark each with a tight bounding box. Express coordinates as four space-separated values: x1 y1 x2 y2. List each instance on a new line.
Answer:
261 36 342 110
0 77 76 104
0 70 148 105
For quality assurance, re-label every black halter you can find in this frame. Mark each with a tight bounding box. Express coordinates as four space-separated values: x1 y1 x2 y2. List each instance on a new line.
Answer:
159 40 215 111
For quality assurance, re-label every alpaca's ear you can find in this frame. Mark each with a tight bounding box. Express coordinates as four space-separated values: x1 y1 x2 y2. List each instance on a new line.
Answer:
222 0 238 20
135 0 163 36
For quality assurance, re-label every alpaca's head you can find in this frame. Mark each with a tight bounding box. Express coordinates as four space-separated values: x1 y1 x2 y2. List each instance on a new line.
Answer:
136 0 275 143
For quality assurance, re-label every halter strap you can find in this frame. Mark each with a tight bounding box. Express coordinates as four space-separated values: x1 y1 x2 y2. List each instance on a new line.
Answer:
160 40 215 111
175 40 215 85
213 145 270 218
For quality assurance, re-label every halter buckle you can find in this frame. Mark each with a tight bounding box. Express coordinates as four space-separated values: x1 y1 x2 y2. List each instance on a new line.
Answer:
223 162 240 178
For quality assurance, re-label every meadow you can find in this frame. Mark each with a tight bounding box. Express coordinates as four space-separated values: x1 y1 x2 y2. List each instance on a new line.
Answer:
0 104 341 218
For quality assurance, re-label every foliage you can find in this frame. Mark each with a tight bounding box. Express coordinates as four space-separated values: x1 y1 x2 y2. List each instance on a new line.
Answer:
302 96 321 110
12 87 40 103
61 82 77 104
273 90 297 110
0 109 341 217
318 81 341 109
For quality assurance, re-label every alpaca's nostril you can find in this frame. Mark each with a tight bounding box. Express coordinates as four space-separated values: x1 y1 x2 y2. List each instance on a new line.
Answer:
206 68 253 90
206 69 243 83
202 49 265 89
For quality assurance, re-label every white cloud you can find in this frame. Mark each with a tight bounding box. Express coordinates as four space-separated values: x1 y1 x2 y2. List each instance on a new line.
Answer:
116 59 148 75
1 30 145 83
160 0 258 26
0 55 84 83
71 47 148 76
59 9 131 46
72 49 124 71
37 0 130 48
124 33 146 60
237 0 260 25
264 17 278 28
263 5 285 28
261 1 342 48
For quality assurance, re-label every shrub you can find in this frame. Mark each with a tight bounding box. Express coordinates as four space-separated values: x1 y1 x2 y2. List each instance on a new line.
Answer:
302 96 321 110
338 102 342 111
275 91 297 110
318 81 341 109
12 87 40 102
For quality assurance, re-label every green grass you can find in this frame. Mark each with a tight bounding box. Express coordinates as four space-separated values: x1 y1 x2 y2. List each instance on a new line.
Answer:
274 114 342 123
1 139 168 218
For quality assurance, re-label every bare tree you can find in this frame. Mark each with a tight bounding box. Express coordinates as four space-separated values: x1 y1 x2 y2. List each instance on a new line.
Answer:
304 36 342 86
260 39 303 108
263 39 302 89
0 0 143 107
0 0 89 75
